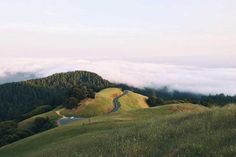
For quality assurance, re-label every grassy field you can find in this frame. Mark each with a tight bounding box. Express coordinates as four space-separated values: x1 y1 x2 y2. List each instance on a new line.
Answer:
1 103 235 157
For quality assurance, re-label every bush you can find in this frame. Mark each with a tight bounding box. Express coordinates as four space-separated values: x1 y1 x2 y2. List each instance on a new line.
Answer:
20 105 52 121
32 117 54 133
146 96 164 107
64 97 79 109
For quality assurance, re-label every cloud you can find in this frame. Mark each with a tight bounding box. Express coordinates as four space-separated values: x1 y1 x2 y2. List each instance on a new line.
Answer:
0 58 236 95
0 72 38 84
0 22 146 36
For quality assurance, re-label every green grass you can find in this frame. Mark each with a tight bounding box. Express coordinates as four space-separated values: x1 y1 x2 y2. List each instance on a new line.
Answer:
18 107 61 130
119 91 149 112
1 103 234 157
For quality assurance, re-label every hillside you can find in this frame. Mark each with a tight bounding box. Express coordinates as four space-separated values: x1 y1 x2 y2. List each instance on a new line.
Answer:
2 103 235 157
18 107 61 130
0 71 111 121
24 71 111 89
119 91 149 111
15 88 149 136
61 88 149 117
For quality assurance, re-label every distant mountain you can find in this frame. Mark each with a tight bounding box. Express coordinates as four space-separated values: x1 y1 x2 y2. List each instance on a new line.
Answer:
0 71 112 121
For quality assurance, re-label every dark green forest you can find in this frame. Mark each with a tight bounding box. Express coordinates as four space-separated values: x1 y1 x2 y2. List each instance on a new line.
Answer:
0 71 111 121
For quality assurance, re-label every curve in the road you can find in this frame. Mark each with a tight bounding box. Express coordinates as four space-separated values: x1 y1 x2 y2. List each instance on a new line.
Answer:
56 90 129 126
111 90 129 112
55 110 84 126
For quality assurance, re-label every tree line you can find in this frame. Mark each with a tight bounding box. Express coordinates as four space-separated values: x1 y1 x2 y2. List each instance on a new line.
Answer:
116 84 236 107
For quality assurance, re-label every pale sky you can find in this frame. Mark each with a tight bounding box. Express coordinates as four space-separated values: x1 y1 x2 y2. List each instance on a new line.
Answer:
0 0 236 58
1 1 236 94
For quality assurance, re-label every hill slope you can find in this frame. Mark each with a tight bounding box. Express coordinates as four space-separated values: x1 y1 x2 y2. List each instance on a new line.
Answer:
0 71 111 121
3 103 234 157
119 91 149 111
17 88 149 132
18 107 61 130
61 88 149 117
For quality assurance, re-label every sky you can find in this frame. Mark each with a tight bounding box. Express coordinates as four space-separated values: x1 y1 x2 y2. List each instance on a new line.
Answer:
0 0 235 58
0 1 236 95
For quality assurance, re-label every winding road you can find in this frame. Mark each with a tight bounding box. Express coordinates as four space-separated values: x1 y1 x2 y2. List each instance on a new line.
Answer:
56 90 129 126
55 110 66 118
111 90 129 112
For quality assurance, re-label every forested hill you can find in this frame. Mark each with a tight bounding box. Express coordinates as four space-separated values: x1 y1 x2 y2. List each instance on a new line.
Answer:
0 71 112 121
24 71 111 90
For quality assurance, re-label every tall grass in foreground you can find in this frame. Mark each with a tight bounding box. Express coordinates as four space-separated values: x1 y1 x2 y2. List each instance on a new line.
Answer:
0 105 236 157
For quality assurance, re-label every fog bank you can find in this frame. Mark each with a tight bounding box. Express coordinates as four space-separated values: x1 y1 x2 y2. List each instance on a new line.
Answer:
0 58 236 95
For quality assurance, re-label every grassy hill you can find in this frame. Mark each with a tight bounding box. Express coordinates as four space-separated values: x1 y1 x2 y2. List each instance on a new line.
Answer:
2 103 235 157
17 88 149 132
61 88 123 117
61 88 149 117
119 91 149 111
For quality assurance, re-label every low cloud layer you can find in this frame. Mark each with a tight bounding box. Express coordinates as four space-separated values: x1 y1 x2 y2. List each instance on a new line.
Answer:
0 58 236 95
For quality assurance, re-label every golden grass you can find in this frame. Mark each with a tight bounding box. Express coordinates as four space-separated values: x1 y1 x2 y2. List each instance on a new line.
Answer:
119 91 149 112
61 88 123 117
159 103 209 113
